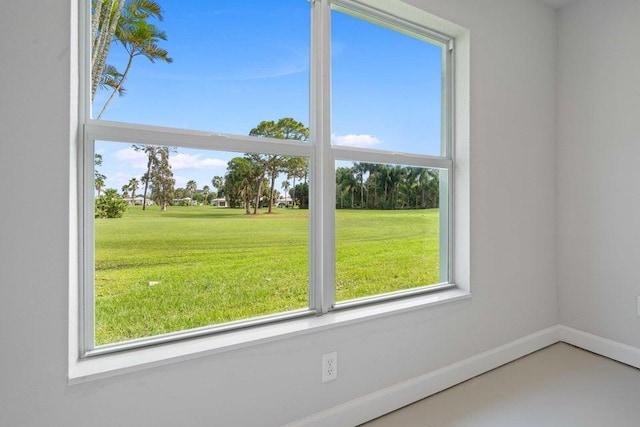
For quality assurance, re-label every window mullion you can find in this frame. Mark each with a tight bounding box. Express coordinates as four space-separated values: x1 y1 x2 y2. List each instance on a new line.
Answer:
310 0 334 314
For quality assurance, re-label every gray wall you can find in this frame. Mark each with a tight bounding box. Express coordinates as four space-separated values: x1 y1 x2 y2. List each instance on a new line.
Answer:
558 0 640 348
0 0 558 425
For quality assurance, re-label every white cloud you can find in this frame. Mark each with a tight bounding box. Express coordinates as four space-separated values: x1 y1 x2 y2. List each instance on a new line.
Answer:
107 171 135 191
332 133 381 148
114 148 148 169
173 175 189 189
170 153 227 170
113 148 226 171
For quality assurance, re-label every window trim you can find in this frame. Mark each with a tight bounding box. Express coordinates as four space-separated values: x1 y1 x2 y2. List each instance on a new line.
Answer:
72 0 469 371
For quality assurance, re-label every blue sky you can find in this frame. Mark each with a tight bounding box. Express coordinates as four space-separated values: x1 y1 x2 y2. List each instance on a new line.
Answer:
94 0 443 193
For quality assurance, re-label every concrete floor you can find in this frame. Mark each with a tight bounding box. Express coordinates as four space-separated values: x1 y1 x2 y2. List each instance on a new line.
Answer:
363 343 640 426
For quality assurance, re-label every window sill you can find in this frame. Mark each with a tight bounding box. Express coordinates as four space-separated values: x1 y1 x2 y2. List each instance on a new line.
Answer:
69 287 470 384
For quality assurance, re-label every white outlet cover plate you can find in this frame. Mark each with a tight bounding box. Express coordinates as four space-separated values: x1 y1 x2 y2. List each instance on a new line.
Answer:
322 352 338 383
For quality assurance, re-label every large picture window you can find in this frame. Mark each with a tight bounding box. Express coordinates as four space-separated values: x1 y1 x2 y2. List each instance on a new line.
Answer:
81 0 455 355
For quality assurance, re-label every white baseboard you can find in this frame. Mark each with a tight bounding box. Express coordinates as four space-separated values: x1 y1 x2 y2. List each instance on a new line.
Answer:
559 326 640 370
288 325 561 427
289 326 640 427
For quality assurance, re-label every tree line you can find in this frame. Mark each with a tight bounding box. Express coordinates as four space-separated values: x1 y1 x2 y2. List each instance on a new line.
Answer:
96 150 440 219
336 163 440 210
94 120 440 218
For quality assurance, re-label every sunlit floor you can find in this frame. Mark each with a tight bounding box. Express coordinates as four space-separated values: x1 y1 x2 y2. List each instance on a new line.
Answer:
363 342 640 427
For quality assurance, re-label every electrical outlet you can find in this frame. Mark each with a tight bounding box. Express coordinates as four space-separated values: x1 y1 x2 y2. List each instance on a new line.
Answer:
322 352 338 383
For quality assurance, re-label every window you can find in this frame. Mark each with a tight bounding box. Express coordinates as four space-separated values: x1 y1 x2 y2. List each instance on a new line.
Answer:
80 0 458 357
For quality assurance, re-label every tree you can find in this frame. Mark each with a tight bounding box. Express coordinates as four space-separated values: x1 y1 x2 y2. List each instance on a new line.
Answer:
95 188 128 218
202 185 210 206
98 64 126 98
95 0 172 118
211 176 223 198
248 117 309 213
281 180 290 206
94 153 106 196
91 0 126 99
174 187 185 200
149 146 175 211
134 144 157 210
185 180 197 200
334 163 440 210
127 177 139 201
225 157 256 213
353 162 368 208
134 144 175 210
425 169 440 208
243 152 268 215
336 166 357 209
292 183 309 209
285 156 308 209
95 173 106 196
92 0 171 115
121 184 129 198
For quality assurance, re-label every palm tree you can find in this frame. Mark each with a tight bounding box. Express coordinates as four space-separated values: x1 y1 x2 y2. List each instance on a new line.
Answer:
91 0 126 99
96 0 172 118
363 163 380 208
353 162 367 208
281 180 290 206
212 176 223 198
121 184 129 198
379 166 404 209
425 169 440 208
128 177 139 201
202 185 210 206
336 167 357 208
97 64 125 98
94 153 106 196
95 173 106 196
185 180 197 200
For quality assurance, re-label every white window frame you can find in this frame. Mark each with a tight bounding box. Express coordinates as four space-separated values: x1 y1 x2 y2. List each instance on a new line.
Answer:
70 0 470 380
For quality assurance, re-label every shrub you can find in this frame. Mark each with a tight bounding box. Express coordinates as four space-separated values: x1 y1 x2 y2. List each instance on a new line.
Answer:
95 189 128 218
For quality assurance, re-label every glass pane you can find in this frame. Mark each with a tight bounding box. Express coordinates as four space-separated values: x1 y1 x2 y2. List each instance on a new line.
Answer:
335 162 443 302
93 141 310 346
331 8 444 156
91 1 310 136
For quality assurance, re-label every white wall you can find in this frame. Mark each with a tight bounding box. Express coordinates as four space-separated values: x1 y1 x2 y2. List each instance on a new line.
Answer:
558 0 640 348
0 0 558 426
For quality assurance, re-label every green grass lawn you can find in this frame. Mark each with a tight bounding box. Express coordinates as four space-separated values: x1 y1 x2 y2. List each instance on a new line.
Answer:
95 206 439 345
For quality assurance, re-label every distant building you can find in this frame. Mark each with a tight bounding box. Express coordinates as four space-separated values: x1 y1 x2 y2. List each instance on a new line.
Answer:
211 198 228 208
125 197 153 206
276 197 294 208
173 197 197 206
